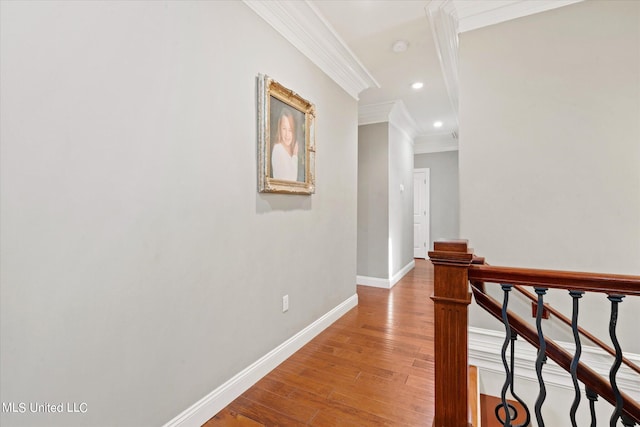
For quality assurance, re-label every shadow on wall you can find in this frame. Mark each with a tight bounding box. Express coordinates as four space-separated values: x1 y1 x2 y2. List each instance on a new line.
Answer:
257 193 312 213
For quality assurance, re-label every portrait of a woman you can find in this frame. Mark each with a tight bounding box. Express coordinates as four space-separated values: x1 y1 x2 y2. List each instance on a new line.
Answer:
271 108 299 181
270 97 305 182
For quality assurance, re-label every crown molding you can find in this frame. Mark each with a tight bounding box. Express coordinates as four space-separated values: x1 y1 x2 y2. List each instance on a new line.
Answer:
243 0 379 100
414 139 459 154
454 0 584 33
389 101 419 141
425 1 459 124
425 0 584 134
359 101 419 141
358 101 395 126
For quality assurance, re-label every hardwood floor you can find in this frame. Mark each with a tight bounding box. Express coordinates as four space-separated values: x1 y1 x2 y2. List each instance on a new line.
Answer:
203 259 436 426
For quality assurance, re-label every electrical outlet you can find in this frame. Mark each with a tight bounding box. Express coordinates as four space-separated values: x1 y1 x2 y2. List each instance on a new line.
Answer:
282 295 289 313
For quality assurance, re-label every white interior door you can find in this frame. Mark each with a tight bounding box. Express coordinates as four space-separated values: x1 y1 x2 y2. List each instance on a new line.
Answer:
413 169 429 259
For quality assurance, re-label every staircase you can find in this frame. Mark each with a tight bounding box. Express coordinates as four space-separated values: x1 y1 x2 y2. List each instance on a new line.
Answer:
430 240 640 427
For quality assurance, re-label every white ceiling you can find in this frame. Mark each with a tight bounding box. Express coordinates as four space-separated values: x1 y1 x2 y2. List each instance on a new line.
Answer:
313 0 456 140
310 0 584 143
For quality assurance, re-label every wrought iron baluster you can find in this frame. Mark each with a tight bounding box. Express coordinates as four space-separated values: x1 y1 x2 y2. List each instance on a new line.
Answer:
569 290 585 427
621 415 636 427
534 287 548 427
494 330 531 427
586 387 598 427
499 284 514 427
509 331 531 427
608 294 625 427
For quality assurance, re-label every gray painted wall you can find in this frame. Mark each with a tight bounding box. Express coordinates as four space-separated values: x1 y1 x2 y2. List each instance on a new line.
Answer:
357 123 389 278
414 151 459 250
357 122 414 280
0 2 358 426
388 124 415 277
459 0 640 353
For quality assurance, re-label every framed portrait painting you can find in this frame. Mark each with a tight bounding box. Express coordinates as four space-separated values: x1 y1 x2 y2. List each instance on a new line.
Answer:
257 74 316 194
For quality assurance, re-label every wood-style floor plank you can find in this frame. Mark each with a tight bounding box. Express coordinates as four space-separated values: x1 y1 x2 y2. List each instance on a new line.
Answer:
203 259 435 426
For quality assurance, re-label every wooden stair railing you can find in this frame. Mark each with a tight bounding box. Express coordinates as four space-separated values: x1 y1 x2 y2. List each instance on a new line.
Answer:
470 279 640 423
511 284 640 376
429 240 475 427
429 240 640 427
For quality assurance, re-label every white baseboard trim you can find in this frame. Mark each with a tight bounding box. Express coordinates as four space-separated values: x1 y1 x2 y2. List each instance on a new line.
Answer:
162 293 359 427
356 275 391 288
469 327 640 400
391 260 415 287
357 260 415 289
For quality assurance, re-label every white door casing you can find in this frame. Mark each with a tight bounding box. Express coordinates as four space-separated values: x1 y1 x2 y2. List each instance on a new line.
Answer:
413 169 429 259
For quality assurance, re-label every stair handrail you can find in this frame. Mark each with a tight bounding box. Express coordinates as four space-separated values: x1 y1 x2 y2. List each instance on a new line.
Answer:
511 283 640 376
467 264 640 295
470 278 640 422
428 239 640 427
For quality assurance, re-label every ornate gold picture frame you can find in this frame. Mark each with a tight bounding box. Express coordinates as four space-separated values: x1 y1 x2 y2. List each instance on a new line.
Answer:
257 74 316 194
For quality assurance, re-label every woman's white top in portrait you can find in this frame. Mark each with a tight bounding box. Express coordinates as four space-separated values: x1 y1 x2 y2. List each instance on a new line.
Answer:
271 143 298 181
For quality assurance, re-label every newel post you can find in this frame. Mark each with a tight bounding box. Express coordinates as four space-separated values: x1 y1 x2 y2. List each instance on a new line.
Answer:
429 240 474 427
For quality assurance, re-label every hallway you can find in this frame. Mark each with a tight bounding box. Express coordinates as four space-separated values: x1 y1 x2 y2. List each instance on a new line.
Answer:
205 260 435 426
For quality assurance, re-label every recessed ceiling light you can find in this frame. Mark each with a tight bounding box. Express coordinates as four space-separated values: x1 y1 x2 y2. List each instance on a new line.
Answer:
392 40 408 53
411 82 424 90
433 121 443 128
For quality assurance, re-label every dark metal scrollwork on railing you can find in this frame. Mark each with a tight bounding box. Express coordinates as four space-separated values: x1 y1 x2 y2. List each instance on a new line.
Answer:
499 284 515 427
428 240 640 427
608 294 625 427
569 290 585 427
534 287 549 427
586 387 599 427
495 323 531 427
